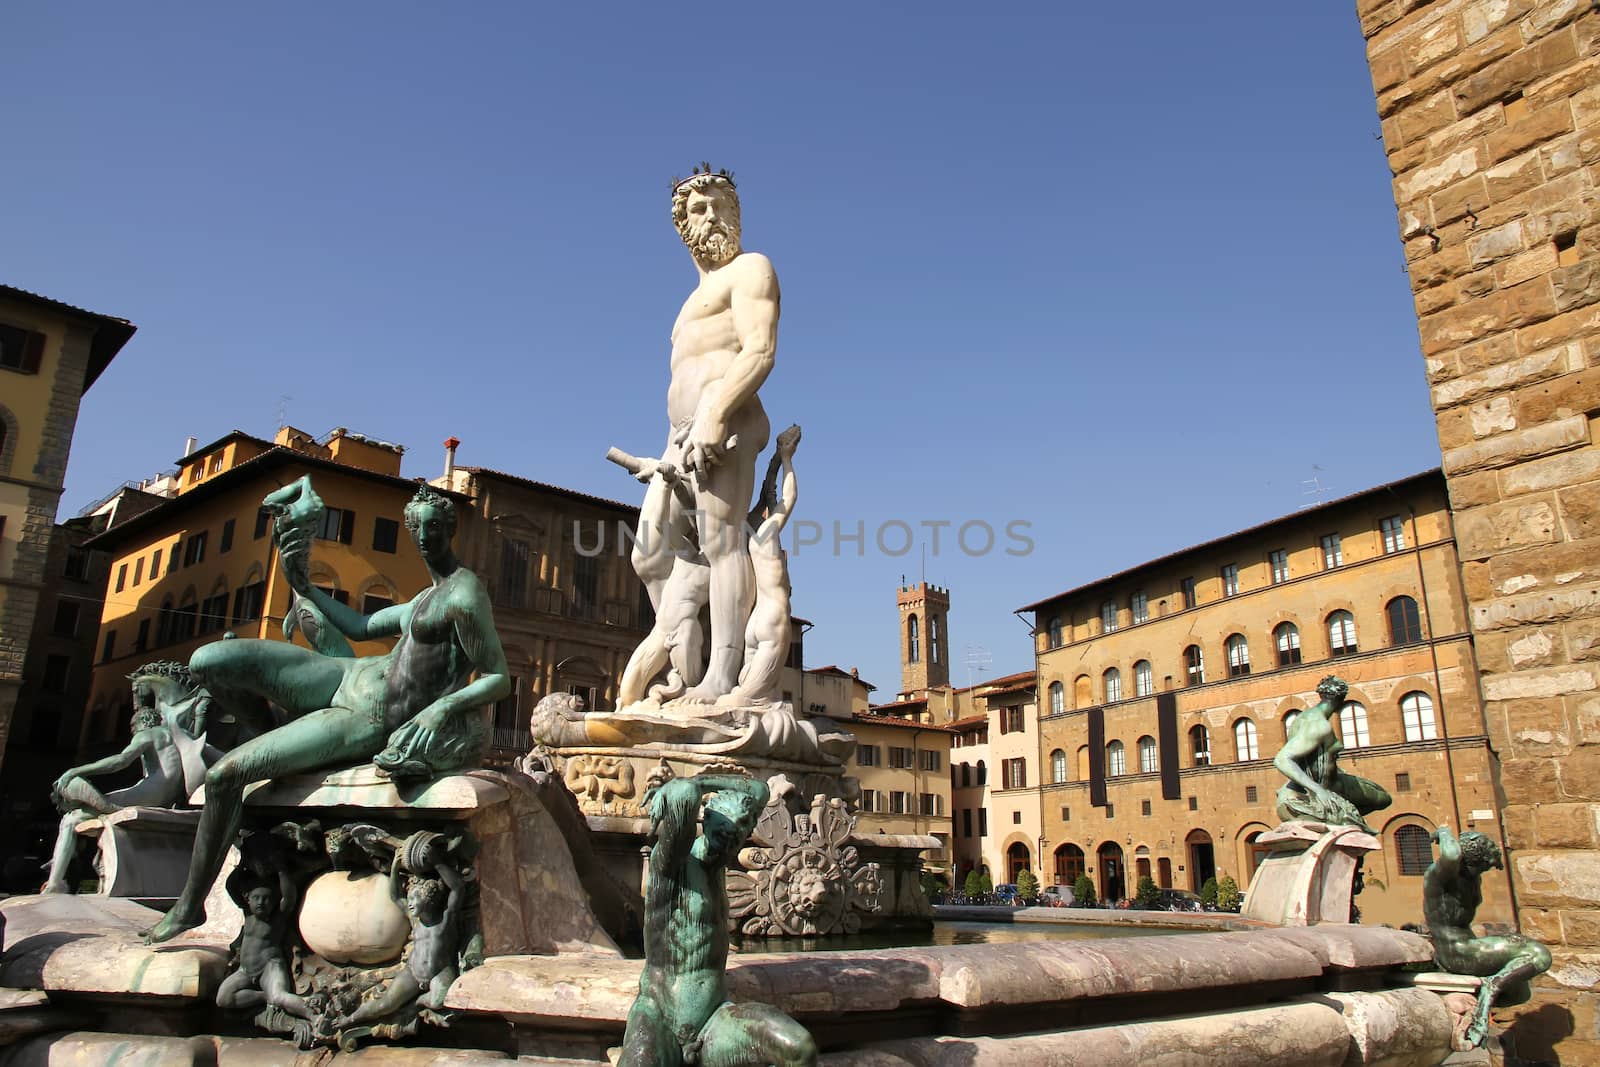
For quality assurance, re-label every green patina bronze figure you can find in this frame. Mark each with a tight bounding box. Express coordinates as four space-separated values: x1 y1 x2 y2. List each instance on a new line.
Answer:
1274 676 1392 832
143 479 509 944
45 662 219 894
1425 825 1552 1047
620 769 817 1067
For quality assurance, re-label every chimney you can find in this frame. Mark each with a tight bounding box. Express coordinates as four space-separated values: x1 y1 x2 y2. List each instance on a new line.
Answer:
444 437 460 485
184 436 197 457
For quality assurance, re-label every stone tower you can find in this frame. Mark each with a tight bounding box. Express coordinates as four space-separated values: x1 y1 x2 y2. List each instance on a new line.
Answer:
898 581 950 695
1358 3 1600 1060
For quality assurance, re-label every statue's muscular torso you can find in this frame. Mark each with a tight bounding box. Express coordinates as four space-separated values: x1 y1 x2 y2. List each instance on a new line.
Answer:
668 253 771 432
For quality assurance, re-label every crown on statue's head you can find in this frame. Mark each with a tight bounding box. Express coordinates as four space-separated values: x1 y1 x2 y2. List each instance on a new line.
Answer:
671 162 737 194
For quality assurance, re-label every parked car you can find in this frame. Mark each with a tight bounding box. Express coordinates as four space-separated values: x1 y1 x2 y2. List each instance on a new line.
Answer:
1155 888 1204 912
991 883 1022 906
1040 885 1075 908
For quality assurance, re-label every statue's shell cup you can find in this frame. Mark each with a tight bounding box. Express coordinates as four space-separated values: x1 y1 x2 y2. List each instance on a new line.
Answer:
299 870 410 965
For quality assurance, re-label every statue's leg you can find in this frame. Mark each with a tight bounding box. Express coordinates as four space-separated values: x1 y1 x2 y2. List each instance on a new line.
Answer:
1331 769 1392 815
619 992 681 1067
688 478 760 702
337 972 421 1028
145 702 384 944
421 964 458 1011
262 958 314 1019
44 810 94 893
216 970 263 1010
697 1000 818 1067
1465 935 1554 1045
189 638 346 719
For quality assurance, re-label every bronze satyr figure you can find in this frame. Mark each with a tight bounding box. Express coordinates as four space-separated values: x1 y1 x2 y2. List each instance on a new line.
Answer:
1425 825 1552 1047
620 772 816 1067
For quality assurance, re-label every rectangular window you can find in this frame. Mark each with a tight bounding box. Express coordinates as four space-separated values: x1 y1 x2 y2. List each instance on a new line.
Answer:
888 746 914 769
254 508 271 540
362 593 394 615
1395 772 1412 792
978 809 988 837
1100 601 1118 633
52 601 80 638
856 744 880 767
1060 806 1070 821
918 749 942 772
1381 515 1407 554
132 556 144 586
150 547 162 581
1131 591 1149 625
1188 796 1198 811
115 564 127 593
1321 533 1343 569
64 546 90 581
1105 803 1115 818
499 537 530 608
1180 577 1197 609
1012 810 1021 824
1141 799 1152 816
1269 549 1289 584
232 581 267 624
217 518 234 554
1002 706 1025 733
1221 563 1239 597
889 791 910 815
860 789 879 813
0 323 43 374
42 654 70 692
170 539 181 571
963 809 972 836
183 531 208 567
920 793 942 816
135 618 149 652
373 517 400 554
1002 757 1028 790
1245 785 1258 803
570 554 600 619
317 508 355 545
101 629 116 662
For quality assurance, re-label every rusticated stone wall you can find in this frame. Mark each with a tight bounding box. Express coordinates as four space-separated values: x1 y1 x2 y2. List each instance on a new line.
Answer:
1359 1 1600 1061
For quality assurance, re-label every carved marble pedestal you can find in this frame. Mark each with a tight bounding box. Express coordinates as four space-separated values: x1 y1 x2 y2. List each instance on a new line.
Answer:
1241 821 1381 926
74 806 200 902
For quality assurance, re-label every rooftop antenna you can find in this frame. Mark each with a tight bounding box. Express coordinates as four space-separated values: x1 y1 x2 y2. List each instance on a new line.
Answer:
920 543 926 584
276 394 292 430
964 643 992 695
1299 465 1333 509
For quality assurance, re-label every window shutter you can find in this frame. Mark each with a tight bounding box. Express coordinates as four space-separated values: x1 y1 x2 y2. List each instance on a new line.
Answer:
340 511 354 545
21 332 45 373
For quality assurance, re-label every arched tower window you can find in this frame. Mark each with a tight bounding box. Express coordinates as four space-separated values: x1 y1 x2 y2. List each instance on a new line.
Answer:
907 614 920 663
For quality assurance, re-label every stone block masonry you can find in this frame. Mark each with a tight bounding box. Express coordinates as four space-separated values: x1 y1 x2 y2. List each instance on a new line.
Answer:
1361 1 1600 1061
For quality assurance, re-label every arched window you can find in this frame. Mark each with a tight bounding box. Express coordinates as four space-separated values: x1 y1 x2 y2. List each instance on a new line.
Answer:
1328 611 1358 657
1047 615 1063 648
975 759 987 785
1338 701 1371 748
907 614 920 663
961 763 971 787
1395 824 1434 876
1055 843 1086 886
1401 691 1438 742
1101 601 1119 633
1184 644 1204 686
1051 748 1068 783
1138 735 1158 774
1077 746 1090 779
1074 675 1092 707
1283 709 1300 739
1106 740 1126 777
1103 667 1122 703
1134 660 1153 698
931 615 941 664
1234 719 1260 761
1049 681 1065 715
1225 633 1250 677
1275 622 1302 666
1387 596 1422 646
1189 724 1211 766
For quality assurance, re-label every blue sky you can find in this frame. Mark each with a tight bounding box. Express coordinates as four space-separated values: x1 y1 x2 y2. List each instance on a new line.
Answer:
5 4 1433 696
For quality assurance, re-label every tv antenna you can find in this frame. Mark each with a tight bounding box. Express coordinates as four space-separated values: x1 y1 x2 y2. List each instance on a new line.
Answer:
965 643 992 693
1299 465 1333 509
276 394 292 430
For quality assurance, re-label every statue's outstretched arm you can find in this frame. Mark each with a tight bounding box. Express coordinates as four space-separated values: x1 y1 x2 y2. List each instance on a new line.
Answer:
56 732 152 789
297 585 409 643
1430 824 1461 880
646 777 704 881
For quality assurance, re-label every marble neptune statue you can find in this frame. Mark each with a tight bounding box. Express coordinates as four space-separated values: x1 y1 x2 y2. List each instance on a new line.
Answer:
144 480 509 943
618 164 780 707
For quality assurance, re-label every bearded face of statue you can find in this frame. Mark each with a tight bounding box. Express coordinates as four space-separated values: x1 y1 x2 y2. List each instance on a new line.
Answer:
678 184 741 266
